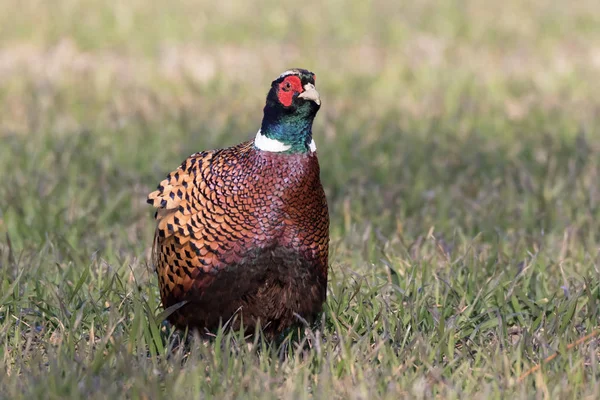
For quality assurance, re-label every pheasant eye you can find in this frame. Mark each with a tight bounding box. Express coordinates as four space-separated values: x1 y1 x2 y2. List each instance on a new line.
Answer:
277 75 303 106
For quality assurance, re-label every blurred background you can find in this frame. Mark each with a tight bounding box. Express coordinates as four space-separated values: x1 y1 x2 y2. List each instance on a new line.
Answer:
2 0 600 247
1 1 600 397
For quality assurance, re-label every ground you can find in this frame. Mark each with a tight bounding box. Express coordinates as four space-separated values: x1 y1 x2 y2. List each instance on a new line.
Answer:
1 0 599 398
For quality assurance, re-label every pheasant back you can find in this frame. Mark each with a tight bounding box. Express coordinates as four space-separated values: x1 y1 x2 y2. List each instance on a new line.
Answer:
147 141 329 337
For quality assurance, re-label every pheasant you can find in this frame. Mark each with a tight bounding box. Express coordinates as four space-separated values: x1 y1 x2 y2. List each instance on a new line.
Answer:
147 68 329 338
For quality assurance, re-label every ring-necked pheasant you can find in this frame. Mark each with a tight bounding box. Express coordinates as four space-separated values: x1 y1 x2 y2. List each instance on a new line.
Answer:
147 68 329 338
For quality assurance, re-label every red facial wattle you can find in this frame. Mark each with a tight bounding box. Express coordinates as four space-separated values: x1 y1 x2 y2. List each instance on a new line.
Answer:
277 75 303 107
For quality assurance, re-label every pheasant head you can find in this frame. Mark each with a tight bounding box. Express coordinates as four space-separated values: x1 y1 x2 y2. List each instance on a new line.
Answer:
256 68 321 154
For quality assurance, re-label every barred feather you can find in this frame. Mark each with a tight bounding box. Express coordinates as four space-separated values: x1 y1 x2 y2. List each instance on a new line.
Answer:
147 141 329 337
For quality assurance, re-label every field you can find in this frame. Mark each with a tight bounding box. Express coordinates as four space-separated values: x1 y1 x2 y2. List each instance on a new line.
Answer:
1 0 600 398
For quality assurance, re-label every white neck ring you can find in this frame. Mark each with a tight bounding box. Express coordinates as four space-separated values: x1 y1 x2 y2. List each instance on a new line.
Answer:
254 130 316 153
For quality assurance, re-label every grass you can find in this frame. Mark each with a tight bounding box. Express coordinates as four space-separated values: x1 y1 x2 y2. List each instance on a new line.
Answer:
1 0 600 398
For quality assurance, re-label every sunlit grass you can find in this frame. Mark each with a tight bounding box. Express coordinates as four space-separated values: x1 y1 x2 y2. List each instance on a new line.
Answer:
1 0 600 398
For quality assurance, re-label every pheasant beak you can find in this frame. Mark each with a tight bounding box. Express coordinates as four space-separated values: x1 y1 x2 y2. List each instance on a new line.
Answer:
298 83 321 106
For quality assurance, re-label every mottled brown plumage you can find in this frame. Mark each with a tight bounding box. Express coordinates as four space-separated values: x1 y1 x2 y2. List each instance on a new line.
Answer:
147 69 329 338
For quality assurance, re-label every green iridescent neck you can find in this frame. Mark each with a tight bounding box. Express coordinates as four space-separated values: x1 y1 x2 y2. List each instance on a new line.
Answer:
260 114 313 153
